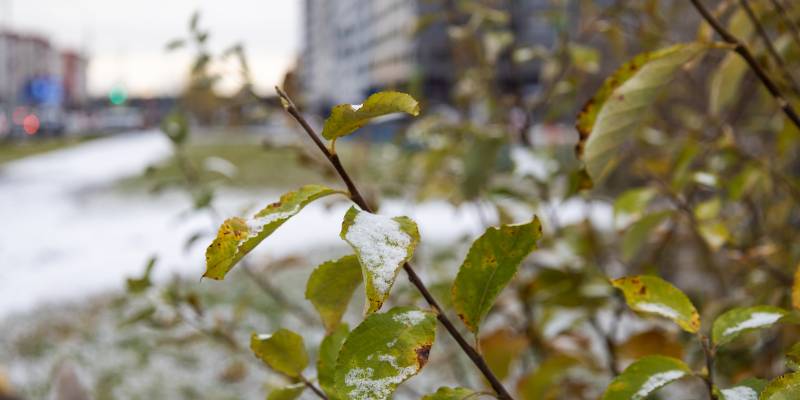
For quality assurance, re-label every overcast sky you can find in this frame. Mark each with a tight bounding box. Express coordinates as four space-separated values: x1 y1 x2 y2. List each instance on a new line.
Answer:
1 0 300 97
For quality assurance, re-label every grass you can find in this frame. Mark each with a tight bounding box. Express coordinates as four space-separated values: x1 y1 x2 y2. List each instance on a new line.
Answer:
0 135 98 165
114 127 406 192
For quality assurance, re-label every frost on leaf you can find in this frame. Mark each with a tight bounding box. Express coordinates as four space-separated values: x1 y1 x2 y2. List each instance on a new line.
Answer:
602 355 690 400
631 370 686 400
340 207 420 314
204 185 339 280
335 307 436 400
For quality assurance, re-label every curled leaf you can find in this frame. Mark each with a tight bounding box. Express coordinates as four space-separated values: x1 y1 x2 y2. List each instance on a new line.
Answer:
575 43 709 181
204 185 340 280
322 92 420 141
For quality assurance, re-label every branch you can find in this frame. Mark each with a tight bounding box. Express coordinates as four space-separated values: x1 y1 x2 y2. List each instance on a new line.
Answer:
299 374 329 400
275 87 515 400
738 0 800 98
689 0 800 131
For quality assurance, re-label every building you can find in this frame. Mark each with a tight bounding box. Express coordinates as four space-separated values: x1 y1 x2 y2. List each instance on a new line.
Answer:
300 0 558 114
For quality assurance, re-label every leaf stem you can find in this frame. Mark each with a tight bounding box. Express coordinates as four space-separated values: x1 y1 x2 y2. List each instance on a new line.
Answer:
299 374 329 400
275 87 515 400
689 0 800 131
699 334 718 399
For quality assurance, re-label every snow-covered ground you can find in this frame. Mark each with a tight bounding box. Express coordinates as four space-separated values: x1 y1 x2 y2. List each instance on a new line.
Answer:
0 131 496 318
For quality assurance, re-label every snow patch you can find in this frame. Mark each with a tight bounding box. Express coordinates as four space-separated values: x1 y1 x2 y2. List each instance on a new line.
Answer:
632 370 686 400
345 211 412 296
392 310 427 326
636 302 680 320
719 386 758 400
343 354 417 400
245 205 300 240
722 312 783 337
351 104 363 111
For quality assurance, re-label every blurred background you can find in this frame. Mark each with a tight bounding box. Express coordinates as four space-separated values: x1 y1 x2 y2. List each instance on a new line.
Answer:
2 0 799 399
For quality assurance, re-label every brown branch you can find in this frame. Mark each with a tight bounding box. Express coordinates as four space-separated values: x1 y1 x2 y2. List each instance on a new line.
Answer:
738 0 800 98
299 374 329 400
689 0 800 131
275 87 515 400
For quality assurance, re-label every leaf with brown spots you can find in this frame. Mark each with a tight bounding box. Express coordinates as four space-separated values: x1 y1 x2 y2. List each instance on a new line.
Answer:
611 275 701 333
575 42 710 182
452 217 542 333
203 185 342 280
335 307 436 400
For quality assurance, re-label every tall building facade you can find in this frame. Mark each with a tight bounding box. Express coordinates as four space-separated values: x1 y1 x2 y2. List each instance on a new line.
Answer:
300 0 555 114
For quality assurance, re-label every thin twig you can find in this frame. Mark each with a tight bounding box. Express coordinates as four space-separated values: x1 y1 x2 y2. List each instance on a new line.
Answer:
768 0 800 51
738 0 800 98
275 87 515 400
242 263 318 325
699 335 718 400
299 374 329 400
689 0 800 131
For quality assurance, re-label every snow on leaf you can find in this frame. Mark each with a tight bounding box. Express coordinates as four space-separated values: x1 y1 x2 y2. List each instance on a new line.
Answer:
712 306 787 346
340 207 420 314
204 185 341 280
602 355 690 400
719 386 758 400
611 275 700 333
335 307 436 400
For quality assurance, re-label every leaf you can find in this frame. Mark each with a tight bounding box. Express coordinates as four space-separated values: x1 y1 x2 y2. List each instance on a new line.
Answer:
126 256 157 294
452 218 542 333
160 110 189 144
421 387 477 400
306 255 363 332
716 378 766 400
575 43 709 181
709 52 748 116
601 355 690 400
614 187 657 227
517 356 578 400
621 210 672 262
340 207 420 314
322 92 420 141
480 329 529 380
204 185 340 280
250 329 308 378
335 307 436 400
711 306 787 347
267 383 306 400
760 372 800 400
611 275 701 333
318 324 349 399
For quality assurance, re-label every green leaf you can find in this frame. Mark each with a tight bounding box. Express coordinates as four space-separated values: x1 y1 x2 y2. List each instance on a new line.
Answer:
267 383 306 400
611 275 701 333
421 387 477 400
712 306 787 347
322 92 420 141
575 43 709 181
305 255 363 332
709 52 748 116
716 378 766 400
621 210 672 262
601 355 690 400
126 256 157 294
452 218 542 333
614 187 657 226
761 372 800 400
517 356 578 400
250 329 309 378
318 324 350 399
340 207 420 314
335 306 436 400
161 110 189 144
204 185 341 280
